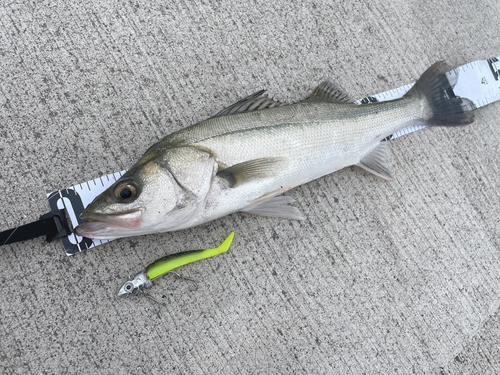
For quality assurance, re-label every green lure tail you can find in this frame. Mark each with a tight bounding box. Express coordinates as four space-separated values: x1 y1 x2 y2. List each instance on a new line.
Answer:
117 232 234 297
146 232 234 279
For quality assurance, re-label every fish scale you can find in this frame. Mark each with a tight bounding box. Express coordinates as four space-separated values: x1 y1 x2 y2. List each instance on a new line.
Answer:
194 100 420 167
188 99 423 228
73 61 475 240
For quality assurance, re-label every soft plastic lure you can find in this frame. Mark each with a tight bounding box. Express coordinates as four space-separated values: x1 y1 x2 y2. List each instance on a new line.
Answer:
117 232 234 297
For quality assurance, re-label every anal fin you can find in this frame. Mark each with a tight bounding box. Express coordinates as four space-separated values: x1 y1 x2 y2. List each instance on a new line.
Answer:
357 141 393 181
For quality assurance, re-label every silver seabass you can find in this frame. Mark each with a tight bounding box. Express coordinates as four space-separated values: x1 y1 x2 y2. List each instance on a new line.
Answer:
74 62 474 239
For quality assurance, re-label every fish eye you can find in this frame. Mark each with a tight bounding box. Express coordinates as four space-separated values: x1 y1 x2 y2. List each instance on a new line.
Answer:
125 283 133 291
120 188 133 199
113 180 139 202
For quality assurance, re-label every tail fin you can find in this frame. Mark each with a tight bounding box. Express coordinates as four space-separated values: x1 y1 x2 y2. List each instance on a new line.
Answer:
405 61 475 126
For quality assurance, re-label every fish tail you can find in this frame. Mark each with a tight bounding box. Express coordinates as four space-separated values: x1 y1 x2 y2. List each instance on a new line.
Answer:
405 61 475 126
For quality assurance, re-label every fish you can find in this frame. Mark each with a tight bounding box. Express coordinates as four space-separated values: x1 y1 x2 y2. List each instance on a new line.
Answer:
74 61 475 240
117 232 234 297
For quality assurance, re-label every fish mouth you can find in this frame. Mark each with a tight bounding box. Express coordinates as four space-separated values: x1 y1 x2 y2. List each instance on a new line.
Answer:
74 209 143 239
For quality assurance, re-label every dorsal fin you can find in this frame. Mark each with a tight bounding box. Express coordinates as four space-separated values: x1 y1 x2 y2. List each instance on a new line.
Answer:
305 81 354 104
212 90 286 118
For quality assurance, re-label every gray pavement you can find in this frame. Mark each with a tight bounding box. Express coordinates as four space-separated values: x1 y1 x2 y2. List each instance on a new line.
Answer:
1 1 499 373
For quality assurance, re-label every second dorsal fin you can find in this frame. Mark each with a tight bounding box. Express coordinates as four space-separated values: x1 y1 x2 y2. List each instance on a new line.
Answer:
305 81 354 104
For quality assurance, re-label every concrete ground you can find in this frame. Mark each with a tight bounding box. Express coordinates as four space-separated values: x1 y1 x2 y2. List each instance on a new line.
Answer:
1 0 499 373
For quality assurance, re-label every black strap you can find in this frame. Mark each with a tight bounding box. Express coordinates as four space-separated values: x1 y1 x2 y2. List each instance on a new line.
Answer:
0 209 72 246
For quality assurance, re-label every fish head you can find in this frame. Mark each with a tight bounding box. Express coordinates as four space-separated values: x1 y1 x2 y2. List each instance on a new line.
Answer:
74 146 217 239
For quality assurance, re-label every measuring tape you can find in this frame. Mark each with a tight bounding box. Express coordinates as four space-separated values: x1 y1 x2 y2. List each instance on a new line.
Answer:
46 171 126 254
48 56 500 255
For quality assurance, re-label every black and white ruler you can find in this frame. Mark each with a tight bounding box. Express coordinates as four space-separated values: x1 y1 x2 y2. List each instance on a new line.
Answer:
47 56 500 255
46 171 126 254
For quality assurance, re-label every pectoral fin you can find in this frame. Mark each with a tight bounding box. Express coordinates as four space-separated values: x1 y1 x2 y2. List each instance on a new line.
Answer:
241 195 305 220
217 157 289 187
357 141 393 181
